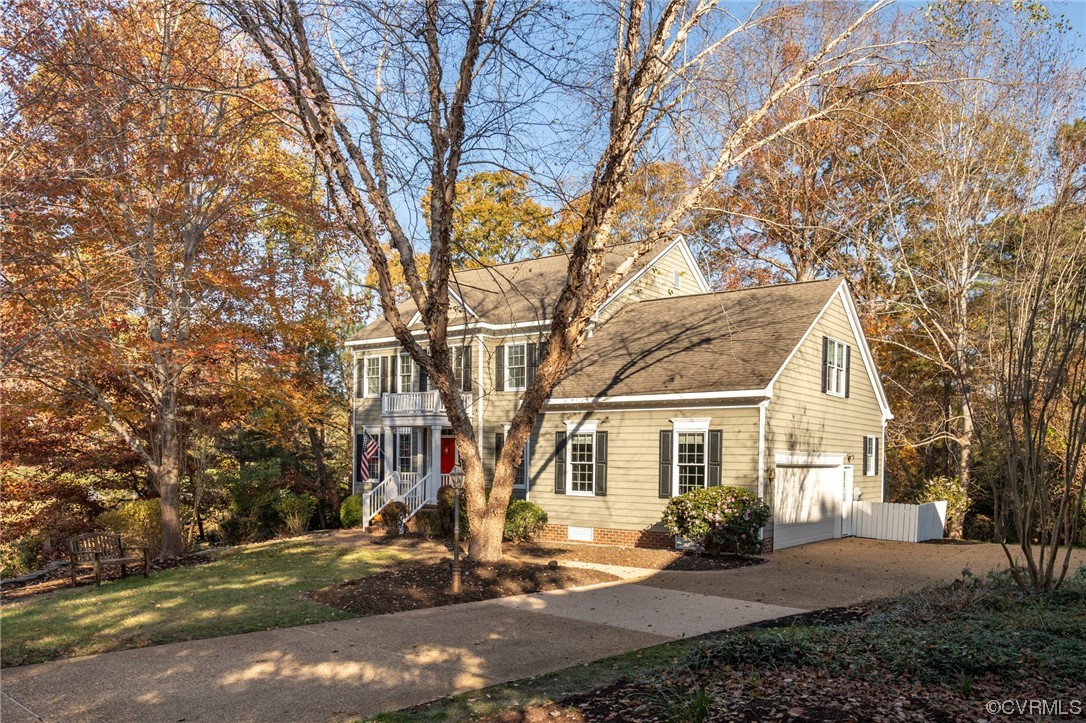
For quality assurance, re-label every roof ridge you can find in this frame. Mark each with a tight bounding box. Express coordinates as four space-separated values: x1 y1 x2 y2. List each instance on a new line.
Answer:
451 239 656 275
624 276 843 307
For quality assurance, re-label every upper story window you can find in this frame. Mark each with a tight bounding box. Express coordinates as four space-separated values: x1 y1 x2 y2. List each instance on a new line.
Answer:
823 337 849 397
453 345 472 392
863 435 881 476
363 357 382 398
398 353 416 393
505 343 527 391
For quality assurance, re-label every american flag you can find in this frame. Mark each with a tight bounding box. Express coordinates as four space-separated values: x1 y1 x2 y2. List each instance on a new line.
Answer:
359 429 380 481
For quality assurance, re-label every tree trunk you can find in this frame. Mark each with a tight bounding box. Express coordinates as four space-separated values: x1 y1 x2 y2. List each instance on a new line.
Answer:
307 425 339 524
157 431 185 558
952 388 974 540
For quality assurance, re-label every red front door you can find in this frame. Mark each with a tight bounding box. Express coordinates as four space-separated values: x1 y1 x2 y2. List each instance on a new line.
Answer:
441 436 457 474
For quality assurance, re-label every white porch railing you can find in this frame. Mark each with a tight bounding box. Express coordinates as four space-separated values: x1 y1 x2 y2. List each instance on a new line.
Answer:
361 473 398 530
440 473 452 488
361 471 436 530
381 390 473 418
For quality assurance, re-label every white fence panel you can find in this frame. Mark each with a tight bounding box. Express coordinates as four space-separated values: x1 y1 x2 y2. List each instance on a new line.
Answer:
850 500 946 542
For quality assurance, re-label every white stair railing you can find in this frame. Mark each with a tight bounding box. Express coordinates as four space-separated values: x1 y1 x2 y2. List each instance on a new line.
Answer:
362 473 398 530
400 473 430 523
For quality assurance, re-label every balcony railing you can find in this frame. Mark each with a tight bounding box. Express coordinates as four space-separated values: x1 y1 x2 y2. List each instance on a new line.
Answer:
381 390 473 418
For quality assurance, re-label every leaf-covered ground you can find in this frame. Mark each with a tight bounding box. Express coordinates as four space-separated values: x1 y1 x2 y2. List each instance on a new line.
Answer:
1 539 404 667
377 569 1086 722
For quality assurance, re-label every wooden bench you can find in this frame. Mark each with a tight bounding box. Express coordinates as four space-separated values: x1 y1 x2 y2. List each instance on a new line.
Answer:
67 532 150 587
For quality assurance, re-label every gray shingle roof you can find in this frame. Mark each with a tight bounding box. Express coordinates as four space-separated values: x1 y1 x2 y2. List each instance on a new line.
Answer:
550 278 842 399
349 241 669 342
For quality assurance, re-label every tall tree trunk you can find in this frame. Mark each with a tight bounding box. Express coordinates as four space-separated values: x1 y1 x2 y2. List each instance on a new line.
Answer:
307 425 339 524
157 429 185 558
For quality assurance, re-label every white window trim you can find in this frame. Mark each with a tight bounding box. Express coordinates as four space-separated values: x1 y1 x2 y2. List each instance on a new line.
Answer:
670 418 710 496
363 356 382 398
504 343 527 391
397 353 415 393
825 336 848 398
863 436 880 476
563 420 598 496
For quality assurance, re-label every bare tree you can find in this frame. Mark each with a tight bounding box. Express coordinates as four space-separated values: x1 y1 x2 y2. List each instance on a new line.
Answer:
991 117 1086 591
219 0 899 560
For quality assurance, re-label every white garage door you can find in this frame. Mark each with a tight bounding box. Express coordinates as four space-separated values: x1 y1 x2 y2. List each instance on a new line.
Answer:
773 464 845 549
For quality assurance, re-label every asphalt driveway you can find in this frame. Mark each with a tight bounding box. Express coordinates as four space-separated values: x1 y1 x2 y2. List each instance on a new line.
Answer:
3 539 1080 722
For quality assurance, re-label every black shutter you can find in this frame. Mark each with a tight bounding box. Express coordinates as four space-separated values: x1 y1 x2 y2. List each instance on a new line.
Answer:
380 356 389 394
554 431 566 494
377 433 385 479
821 336 830 393
495 431 504 460
390 355 399 392
844 346 851 398
419 364 428 392
462 345 473 392
355 359 364 397
496 345 505 391
527 343 539 384
595 431 607 496
708 430 722 487
659 430 673 498
875 436 881 475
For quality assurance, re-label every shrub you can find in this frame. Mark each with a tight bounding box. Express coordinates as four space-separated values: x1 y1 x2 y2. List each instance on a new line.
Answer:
340 494 364 528
277 493 316 537
436 485 469 538
503 500 548 542
662 486 770 555
98 499 163 558
915 476 971 539
965 513 994 542
381 501 409 535
413 509 439 540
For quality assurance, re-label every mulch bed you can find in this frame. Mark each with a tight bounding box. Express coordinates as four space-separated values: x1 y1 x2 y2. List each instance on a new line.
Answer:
510 542 765 571
0 554 213 601
309 558 619 616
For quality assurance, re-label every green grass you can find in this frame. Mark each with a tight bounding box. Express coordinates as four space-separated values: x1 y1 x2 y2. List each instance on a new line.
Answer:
1 539 404 667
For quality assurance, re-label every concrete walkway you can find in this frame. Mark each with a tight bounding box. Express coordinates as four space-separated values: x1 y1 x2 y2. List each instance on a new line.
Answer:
4 539 1080 722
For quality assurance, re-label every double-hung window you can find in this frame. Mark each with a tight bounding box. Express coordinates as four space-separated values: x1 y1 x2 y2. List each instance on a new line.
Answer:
364 357 382 398
863 436 881 476
398 353 415 393
505 343 527 391
568 433 595 494
824 338 848 397
677 432 707 494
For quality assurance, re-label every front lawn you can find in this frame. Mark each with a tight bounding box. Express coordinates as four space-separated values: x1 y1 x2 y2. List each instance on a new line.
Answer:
376 567 1086 722
1 538 404 667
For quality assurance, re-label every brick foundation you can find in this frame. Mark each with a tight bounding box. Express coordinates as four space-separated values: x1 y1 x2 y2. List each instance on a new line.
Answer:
760 536 774 554
539 524 675 549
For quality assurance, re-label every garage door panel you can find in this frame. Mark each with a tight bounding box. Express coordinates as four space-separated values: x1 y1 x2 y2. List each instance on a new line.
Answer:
774 465 842 550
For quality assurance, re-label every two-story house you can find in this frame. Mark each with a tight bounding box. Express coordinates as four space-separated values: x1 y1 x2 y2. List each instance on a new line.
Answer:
347 238 892 550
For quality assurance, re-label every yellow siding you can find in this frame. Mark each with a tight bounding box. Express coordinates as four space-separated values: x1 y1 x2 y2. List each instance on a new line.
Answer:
526 407 760 531
765 291 886 518
597 243 703 323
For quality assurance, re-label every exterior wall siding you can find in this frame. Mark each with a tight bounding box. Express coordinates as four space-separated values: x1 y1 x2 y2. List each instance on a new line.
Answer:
596 244 701 323
764 291 886 539
527 407 760 532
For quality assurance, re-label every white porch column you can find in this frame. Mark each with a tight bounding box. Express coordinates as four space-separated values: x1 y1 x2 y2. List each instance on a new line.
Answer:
429 424 442 503
382 423 395 480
